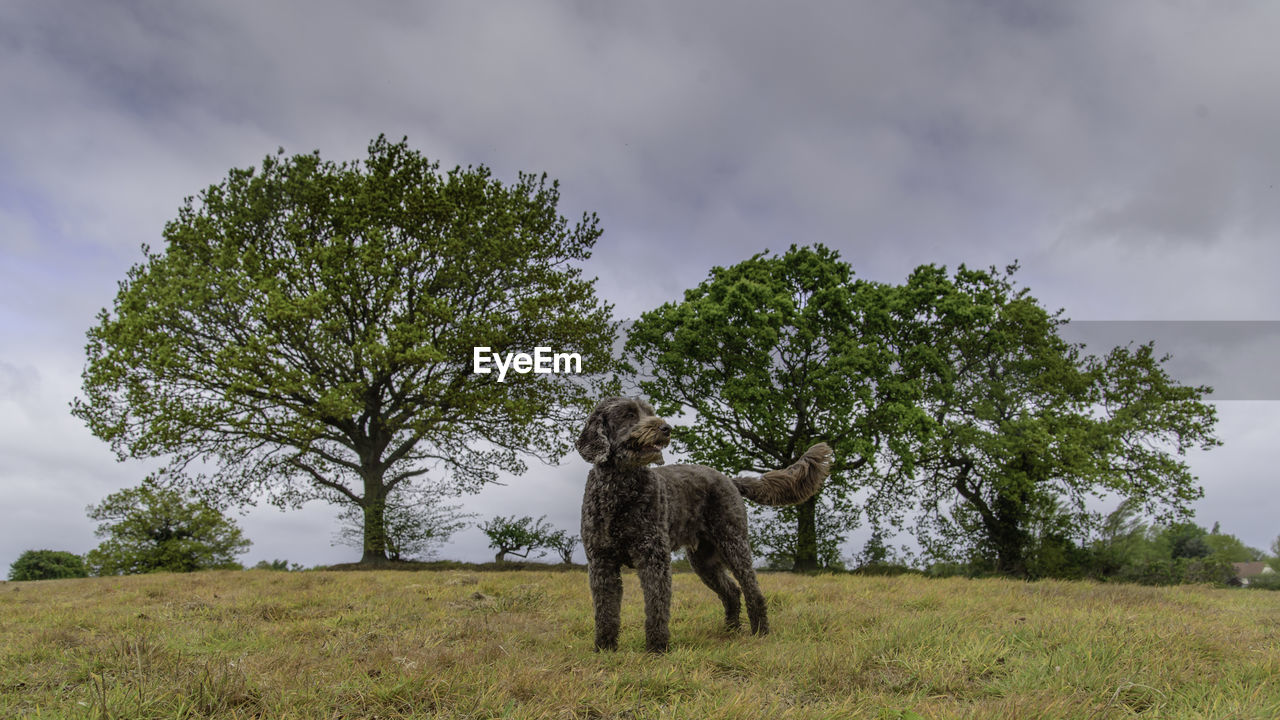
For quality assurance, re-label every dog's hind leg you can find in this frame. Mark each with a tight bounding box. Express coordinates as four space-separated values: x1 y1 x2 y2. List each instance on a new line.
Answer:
689 546 742 631
721 537 769 635
588 560 623 651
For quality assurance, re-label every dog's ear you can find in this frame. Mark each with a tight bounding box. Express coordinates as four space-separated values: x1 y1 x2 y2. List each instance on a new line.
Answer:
577 403 611 465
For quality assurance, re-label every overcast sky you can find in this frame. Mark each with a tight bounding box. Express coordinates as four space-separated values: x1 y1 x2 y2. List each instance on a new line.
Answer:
3 1 1278 572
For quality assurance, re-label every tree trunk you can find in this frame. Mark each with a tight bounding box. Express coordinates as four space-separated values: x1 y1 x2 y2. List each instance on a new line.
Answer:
360 484 389 565
991 492 1029 578
953 466 1029 579
793 495 821 571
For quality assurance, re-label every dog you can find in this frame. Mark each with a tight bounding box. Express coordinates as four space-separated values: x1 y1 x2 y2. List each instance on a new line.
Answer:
577 396 831 652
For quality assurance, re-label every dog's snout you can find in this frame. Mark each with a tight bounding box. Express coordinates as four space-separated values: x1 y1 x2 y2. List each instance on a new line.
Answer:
659 423 672 437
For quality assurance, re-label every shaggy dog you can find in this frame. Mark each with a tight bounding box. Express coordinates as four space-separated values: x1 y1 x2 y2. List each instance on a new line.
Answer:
577 396 831 652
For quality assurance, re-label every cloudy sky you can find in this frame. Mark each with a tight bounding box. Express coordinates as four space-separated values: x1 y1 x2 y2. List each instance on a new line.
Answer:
3 1 1278 572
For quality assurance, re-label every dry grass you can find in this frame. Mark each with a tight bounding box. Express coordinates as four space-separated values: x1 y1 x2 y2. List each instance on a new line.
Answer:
1 568 1277 719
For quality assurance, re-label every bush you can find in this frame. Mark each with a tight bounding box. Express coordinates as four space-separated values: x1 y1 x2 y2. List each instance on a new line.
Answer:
1026 533 1094 580
924 559 999 579
8 550 88 581
1245 572 1280 591
1113 557 1235 586
853 563 924 577
251 559 302 571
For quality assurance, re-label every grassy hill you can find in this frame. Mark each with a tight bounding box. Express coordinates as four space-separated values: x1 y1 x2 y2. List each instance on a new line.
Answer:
2 568 1277 719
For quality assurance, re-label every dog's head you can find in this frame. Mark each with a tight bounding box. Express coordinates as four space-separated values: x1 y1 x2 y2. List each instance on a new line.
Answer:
577 397 672 468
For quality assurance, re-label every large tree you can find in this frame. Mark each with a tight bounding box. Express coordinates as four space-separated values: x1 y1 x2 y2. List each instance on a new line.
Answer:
877 263 1220 576
74 136 616 564
623 245 922 570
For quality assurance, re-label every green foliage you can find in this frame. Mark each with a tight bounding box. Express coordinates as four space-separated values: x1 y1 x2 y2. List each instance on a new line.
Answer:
1092 498 1157 570
7 549 88 581
480 515 557 563
625 250 1217 578
1202 529 1264 563
85 483 250 575
625 244 920 570
1165 522 1213 560
1113 557 1236 586
251 559 303 571
1024 532 1094 581
856 529 891 568
852 531 921 576
1246 572 1280 591
1074 505 1267 586
73 135 617 564
880 263 1219 577
1271 536 1280 573
543 529 580 564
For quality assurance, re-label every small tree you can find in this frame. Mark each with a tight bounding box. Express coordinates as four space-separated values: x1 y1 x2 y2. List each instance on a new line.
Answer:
86 482 251 575
1090 498 1158 576
1270 536 1280 573
8 550 89 581
480 515 554 563
544 529 580 564
1163 522 1213 560
856 529 890 568
333 483 473 561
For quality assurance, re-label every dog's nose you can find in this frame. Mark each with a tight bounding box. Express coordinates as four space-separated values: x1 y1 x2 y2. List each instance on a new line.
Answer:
659 423 672 437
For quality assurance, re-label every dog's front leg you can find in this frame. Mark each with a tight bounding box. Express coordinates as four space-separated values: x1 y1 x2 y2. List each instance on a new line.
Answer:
588 560 622 651
636 551 672 653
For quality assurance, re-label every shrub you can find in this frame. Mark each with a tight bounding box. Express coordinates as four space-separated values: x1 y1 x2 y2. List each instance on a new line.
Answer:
480 515 556 563
251 559 302 571
1026 533 1094 580
1245 573 1280 591
853 563 923 577
86 483 250 575
544 530 580 564
1114 557 1235 586
8 550 88 581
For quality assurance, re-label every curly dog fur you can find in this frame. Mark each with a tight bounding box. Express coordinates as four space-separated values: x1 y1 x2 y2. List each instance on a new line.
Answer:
578 396 831 652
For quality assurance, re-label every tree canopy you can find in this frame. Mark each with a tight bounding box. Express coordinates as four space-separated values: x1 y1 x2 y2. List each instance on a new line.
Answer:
86 483 250 575
8 550 89 581
624 248 1219 575
875 263 1220 576
74 135 617 563
624 244 923 570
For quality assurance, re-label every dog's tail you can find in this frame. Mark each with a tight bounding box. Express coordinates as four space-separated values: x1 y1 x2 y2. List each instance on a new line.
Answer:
732 443 832 506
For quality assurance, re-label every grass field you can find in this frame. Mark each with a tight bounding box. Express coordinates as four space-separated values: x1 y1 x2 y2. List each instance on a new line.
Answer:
2 567 1277 719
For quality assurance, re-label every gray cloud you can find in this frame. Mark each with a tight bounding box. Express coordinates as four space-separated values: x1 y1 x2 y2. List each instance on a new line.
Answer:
3 0 1279 570
1061 322 1280 400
